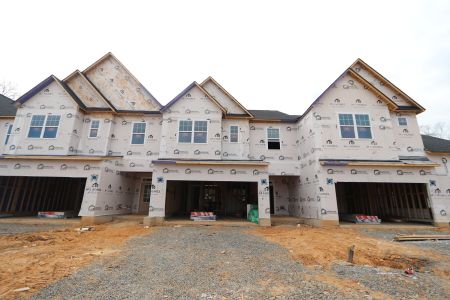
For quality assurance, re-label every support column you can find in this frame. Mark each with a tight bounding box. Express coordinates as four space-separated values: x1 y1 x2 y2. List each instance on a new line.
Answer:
258 176 271 226
143 174 167 226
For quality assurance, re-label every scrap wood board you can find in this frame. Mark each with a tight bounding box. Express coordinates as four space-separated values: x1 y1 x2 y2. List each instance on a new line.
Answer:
394 234 450 241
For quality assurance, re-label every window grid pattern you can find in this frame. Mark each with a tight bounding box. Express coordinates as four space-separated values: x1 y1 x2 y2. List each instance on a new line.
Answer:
28 115 61 139
178 120 208 143
267 128 280 149
230 126 239 143
131 122 146 144
89 120 100 138
194 121 207 143
338 113 372 139
178 120 193 143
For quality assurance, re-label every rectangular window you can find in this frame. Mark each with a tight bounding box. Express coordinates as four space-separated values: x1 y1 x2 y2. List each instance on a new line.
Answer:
229 125 239 143
338 114 355 138
194 121 208 143
28 115 60 138
178 120 193 143
355 114 372 139
89 120 100 138
178 120 208 143
398 117 407 126
131 122 146 144
338 113 372 139
267 128 280 149
28 115 45 138
4 124 13 145
43 115 61 138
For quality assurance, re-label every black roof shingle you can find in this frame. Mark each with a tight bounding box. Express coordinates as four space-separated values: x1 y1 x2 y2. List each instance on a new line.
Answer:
248 110 300 122
0 94 17 117
421 134 450 153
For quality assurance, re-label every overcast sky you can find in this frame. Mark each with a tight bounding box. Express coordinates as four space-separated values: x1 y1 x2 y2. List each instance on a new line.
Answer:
1 0 449 126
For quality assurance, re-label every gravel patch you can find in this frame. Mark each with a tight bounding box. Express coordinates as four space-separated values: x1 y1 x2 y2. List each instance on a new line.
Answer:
332 262 449 299
32 226 360 300
0 222 67 236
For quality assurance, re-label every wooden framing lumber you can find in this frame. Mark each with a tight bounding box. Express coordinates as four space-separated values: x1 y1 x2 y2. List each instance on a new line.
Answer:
394 234 450 241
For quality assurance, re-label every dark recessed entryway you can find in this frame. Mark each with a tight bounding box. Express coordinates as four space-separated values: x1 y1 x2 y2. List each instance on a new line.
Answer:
336 182 433 223
0 176 86 216
165 180 258 219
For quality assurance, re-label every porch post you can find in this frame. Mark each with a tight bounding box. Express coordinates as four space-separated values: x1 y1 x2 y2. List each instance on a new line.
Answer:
143 174 167 226
257 175 271 226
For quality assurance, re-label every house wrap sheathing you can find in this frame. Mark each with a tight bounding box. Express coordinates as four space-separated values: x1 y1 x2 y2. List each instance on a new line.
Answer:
0 54 449 227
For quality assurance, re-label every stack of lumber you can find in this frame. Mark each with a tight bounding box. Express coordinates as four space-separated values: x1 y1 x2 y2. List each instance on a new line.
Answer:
394 234 450 241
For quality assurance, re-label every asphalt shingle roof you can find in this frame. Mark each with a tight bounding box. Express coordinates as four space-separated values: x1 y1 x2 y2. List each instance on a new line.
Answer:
421 134 450 153
0 94 17 117
248 110 300 122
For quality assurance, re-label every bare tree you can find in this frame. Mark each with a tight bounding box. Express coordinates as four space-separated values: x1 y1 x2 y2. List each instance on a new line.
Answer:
0 80 18 100
420 122 450 139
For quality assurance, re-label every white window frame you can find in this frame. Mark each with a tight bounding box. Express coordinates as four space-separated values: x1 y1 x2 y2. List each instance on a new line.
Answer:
178 120 193 143
4 124 13 145
398 117 408 126
229 125 239 143
337 113 373 140
267 127 281 150
177 120 208 144
130 122 146 145
193 120 208 144
88 120 101 138
27 114 61 139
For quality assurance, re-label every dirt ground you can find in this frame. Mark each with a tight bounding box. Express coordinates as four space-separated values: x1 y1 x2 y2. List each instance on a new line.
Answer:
0 219 151 299
0 218 449 299
251 225 450 297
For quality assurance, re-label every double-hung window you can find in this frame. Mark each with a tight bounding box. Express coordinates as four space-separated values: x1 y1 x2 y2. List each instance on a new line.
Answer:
89 120 100 138
28 115 61 138
338 113 372 139
267 128 280 149
398 117 407 126
194 121 207 143
178 120 193 143
4 124 13 145
355 114 372 139
178 120 208 143
229 125 239 143
131 122 146 144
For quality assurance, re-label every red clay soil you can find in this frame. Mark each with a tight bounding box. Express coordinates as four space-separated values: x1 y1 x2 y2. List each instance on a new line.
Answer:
0 221 151 299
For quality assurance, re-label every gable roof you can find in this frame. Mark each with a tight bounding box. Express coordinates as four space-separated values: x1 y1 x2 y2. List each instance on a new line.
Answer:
351 58 425 112
200 76 253 118
298 59 426 122
249 110 300 123
64 70 115 112
82 52 162 110
16 75 87 110
0 94 17 117
347 68 400 110
162 81 227 113
421 134 450 154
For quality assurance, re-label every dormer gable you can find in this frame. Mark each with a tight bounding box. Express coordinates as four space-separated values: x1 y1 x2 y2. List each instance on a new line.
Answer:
82 52 162 113
351 58 425 113
162 81 227 114
200 76 253 118
64 70 114 112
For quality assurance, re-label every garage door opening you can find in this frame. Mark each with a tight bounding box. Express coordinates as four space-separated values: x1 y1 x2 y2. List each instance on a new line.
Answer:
0 176 86 216
165 181 258 219
336 182 433 224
